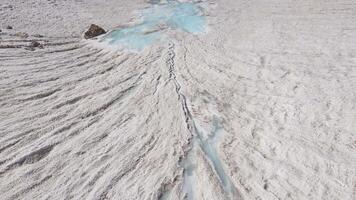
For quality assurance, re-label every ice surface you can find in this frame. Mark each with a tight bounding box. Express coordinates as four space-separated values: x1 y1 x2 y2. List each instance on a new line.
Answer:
144 2 205 33
102 0 205 51
1 0 356 200
104 24 161 51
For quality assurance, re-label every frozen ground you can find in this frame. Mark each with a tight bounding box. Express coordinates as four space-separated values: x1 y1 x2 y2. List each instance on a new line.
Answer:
0 0 356 199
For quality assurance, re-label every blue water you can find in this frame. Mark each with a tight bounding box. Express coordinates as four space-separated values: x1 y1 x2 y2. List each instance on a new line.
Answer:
183 115 238 199
104 24 161 51
101 1 205 51
143 2 205 33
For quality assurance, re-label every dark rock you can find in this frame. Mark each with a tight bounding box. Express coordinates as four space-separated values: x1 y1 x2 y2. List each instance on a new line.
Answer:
25 47 35 51
24 41 44 51
33 34 44 38
28 41 44 50
30 41 41 47
263 183 268 190
6 25 13 29
84 24 106 39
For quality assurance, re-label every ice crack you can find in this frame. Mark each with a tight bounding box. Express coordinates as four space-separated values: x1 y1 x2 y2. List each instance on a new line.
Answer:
164 43 240 200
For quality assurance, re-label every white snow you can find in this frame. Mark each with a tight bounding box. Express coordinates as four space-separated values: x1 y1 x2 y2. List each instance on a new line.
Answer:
0 0 355 199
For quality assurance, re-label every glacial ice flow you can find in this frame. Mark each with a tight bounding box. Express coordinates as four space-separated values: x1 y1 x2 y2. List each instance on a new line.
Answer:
101 1 205 51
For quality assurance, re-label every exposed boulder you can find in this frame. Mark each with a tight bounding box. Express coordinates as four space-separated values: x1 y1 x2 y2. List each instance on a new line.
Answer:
30 41 42 48
33 34 44 38
6 25 13 29
84 24 106 39
25 41 43 51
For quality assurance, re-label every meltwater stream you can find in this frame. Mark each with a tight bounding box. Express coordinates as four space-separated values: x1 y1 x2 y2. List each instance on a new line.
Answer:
101 0 205 51
99 1 237 198
183 115 239 200
164 43 238 199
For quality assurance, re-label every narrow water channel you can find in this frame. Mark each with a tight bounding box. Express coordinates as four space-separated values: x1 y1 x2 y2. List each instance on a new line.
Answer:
183 115 238 199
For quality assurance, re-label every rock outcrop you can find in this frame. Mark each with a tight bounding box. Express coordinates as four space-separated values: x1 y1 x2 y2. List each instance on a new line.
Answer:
33 34 44 38
84 24 106 39
30 41 42 48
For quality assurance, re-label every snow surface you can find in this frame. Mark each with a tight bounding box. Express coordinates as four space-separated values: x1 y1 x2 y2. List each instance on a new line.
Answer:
0 0 355 200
